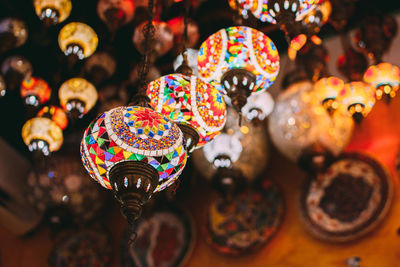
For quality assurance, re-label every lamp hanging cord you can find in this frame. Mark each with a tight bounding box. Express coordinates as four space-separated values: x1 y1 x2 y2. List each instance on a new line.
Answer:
131 0 155 106
176 0 193 76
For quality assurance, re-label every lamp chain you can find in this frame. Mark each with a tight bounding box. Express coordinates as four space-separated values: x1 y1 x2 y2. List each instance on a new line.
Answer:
136 0 155 96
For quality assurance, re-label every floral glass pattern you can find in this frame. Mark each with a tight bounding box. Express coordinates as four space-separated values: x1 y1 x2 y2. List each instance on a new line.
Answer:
147 73 227 147
80 106 188 192
197 26 280 93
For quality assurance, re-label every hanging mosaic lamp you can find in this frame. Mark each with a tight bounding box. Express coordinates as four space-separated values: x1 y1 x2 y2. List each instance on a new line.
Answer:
340 81 376 123
132 21 174 61
97 0 135 32
58 22 98 60
1 55 32 91
147 74 227 152
59 78 98 119
0 17 28 53
363 62 400 102
37 105 68 130
80 106 188 223
20 76 51 107
33 0 72 25
313 76 345 115
197 26 280 113
22 117 63 156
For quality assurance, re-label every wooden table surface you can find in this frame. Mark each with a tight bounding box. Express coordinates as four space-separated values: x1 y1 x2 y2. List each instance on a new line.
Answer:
1 97 400 267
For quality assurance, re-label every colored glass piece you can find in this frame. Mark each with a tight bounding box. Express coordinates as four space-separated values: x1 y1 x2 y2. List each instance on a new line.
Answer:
197 26 279 94
147 73 227 147
80 106 188 192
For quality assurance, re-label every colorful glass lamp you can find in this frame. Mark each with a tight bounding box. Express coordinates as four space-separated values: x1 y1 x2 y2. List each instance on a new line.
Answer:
22 117 63 157
197 26 280 113
59 78 98 119
341 81 376 123
363 62 400 102
20 77 51 107
1 56 32 91
33 0 72 25
80 106 188 223
313 76 345 115
38 105 68 130
147 74 227 152
58 22 98 60
97 0 135 32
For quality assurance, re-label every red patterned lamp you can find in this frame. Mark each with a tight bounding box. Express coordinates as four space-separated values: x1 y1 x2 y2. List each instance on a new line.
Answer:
20 76 51 107
147 74 226 152
37 105 68 130
363 62 400 102
197 26 279 113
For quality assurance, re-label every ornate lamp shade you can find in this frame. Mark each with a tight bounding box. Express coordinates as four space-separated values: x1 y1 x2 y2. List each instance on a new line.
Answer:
173 49 199 78
313 76 345 115
268 80 353 173
97 0 135 31
26 152 107 226
59 78 98 119
38 105 68 130
20 77 51 107
22 117 63 156
33 0 72 25
132 21 174 61
228 0 258 19
1 55 32 90
252 0 319 24
147 73 227 152
192 107 269 184
0 75 6 97
363 62 400 102
58 22 99 60
80 106 188 222
341 81 376 123
197 26 280 112
84 52 117 86
301 0 331 35
0 18 28 53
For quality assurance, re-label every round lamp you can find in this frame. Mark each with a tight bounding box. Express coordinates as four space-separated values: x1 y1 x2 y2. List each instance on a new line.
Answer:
84 51 117 86
341 81 375 123
363 62 400 102
33 0 72 25
313 76 345 115
1 55 32 91
97 0 135 31
80 106 188 223
20 76 51 107
0 17 28 53
22 117 63 156
197 26 280 112
59 78 98 119
147 73 227 152
58 22 98 60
